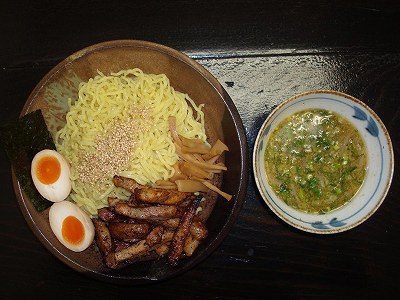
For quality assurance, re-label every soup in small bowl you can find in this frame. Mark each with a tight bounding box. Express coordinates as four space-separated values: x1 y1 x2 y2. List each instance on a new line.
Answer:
253 90 394 234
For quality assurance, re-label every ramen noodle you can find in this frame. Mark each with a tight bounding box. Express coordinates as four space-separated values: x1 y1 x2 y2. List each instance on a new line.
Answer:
55 68 206 215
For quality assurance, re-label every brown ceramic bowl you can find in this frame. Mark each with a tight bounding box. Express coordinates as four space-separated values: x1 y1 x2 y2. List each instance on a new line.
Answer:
13 40 248 284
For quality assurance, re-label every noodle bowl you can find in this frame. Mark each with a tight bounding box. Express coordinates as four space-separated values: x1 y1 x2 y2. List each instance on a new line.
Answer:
55 68 206 215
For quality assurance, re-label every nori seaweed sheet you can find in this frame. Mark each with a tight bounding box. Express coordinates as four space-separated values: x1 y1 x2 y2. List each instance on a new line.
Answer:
0 110 55 211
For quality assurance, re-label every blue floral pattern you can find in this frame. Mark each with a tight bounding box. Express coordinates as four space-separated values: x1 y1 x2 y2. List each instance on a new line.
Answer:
311 105 380 230
353 105 379 137
311 218 347 230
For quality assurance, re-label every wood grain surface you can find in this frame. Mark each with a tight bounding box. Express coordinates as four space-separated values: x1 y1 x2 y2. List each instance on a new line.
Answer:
1 0 399 299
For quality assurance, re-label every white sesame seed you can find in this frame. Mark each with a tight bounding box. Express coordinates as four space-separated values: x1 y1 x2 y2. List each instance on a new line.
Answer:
77 106 152 185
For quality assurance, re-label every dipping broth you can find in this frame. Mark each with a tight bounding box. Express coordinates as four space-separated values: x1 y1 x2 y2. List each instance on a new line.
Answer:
264 109 367 214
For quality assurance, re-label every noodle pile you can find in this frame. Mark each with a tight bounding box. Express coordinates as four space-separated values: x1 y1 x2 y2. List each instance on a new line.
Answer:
55 68 206 215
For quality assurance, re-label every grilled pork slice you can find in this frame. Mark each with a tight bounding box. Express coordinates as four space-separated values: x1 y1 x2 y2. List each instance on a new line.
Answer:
148 216 208 238
114 202 178 220
149 217 181 229
108 222 151 242
134 187 190 205
97 207 127 223
93 219 117 268
183 234 201 257
107 196 121 207
167 195 202 266
145 226 164 247
112 175 144 193
114 230 175 265
113 239 131 252
114 240 150 264
189 219 208 241
155 243 170 257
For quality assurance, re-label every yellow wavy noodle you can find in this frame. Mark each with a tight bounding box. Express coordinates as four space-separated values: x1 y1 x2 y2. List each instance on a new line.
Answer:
55 68 206 216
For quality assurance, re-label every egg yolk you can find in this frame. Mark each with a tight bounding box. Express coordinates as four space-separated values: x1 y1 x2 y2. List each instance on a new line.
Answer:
62 216 85 245
36 155 61 184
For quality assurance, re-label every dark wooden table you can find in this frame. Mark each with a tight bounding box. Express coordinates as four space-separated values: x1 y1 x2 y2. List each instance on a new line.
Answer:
1 1 399 298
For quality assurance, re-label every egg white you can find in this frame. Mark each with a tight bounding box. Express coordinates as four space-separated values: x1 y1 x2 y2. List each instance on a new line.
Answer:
49 201 95 252
31 149 72 202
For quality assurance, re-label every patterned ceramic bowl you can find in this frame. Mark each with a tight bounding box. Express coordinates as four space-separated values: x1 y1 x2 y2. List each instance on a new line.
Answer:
253 90 394 234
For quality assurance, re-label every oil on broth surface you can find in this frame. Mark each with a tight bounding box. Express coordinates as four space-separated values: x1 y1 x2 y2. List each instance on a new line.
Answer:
265 109 367 214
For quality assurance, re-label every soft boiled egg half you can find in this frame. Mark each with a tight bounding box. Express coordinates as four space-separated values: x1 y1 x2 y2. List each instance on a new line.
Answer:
31 149 71 202
49 201 95 252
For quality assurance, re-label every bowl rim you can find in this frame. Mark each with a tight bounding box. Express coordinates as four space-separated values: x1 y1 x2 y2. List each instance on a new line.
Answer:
12 39 249 284
253 89 394 234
